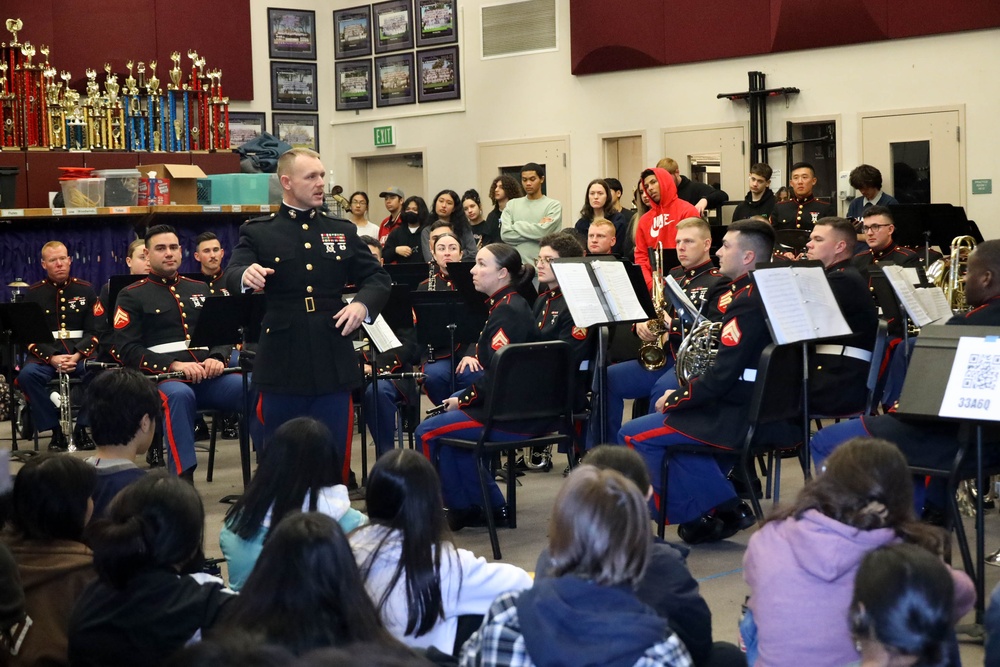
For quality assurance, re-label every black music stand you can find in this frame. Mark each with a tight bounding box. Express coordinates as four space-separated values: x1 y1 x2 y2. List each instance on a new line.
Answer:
411 290 488 396
646 247 680 273
894 324 1000 628
0 303 54 451
189 294 266 496
890 204 980 266
446 262 538 307
385 264 435 291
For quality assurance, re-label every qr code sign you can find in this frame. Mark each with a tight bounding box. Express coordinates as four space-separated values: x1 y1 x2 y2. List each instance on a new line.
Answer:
962 354 1000 391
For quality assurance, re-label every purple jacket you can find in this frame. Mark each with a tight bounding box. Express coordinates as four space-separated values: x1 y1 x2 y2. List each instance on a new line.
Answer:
743 509 974 667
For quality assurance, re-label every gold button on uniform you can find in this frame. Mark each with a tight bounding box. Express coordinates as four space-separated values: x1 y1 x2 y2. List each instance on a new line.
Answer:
304 242 311 249
302 224 309 230
306 264 313 271
275 257 281 262
306 286 314 293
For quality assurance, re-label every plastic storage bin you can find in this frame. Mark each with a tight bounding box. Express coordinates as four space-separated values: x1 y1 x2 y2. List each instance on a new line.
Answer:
235 173 271 205
60 178 105 208
93 169 140 206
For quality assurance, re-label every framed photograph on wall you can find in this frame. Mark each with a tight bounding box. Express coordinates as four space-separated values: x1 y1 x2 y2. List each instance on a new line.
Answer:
273 113 319 152
417 46 460 102
334 5 373 59
375 53 416 107
415 0 457 47
228 112 267 148
271 61 318 112
268 8 317 60
335 60 374 111
373 0 414 54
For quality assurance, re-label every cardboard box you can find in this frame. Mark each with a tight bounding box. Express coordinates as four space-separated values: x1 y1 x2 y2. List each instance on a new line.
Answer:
137 164 206 205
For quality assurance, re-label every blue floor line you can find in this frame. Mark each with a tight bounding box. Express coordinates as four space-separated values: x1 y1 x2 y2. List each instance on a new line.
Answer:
696 567 744 582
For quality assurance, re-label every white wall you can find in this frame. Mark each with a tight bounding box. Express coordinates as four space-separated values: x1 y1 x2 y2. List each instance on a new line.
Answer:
238 0 999 238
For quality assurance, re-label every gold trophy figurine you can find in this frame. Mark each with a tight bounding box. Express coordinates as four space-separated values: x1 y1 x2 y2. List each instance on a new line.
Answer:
5 18 23 46
169 52 182 90
84 68 99 149
105 67 122 151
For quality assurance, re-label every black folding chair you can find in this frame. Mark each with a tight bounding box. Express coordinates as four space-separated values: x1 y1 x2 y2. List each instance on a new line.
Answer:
437 341 576 559
657 343 803 538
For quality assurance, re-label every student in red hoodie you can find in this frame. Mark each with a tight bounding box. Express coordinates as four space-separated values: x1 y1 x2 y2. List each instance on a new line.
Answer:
634 168 701 290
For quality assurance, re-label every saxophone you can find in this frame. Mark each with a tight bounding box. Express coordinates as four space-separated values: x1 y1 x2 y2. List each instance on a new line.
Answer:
637 244 669 371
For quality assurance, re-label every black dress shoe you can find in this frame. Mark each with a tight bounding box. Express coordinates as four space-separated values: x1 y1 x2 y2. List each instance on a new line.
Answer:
492 504 511 529
73 426 96 451
717 501 757 540
921 505 947 528
728 472 763 500
48 430 68 452
677 514 724 545
194 419 210 442
446 506 483 532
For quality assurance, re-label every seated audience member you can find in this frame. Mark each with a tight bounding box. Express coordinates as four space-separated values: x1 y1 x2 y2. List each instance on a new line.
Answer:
351 449 532 654
421 190 478 262
219 512 407 656
295 643 435 667
460 465 692 667
69 473 234 666
84 367 160 516
165 633 296 667
3 455 97 666
534 446 719 667
0 541 26 657
850 544 956 667
586 218 618 255
464 189 500 249
220 417 367 591
741 438 973 667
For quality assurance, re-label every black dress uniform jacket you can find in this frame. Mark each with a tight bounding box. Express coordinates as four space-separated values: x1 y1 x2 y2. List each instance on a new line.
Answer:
665 260 728 358
455 286 533 411
658 273 792 450
25 278 99 363
112 274 230 374
851 242 922 273
532 286 593 409
225 203 391 395
199 268 230 296
808 259 878 416
770 196 836 231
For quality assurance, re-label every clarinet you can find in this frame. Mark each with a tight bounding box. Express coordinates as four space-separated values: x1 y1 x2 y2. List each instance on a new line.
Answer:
150 367 243 382
427 261 437 291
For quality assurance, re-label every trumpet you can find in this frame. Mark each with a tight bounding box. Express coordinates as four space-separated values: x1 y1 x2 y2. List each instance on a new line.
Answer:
638 244 669 371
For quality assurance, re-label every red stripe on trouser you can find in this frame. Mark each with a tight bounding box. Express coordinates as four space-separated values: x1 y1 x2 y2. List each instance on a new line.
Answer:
419 418 483 459
343 395 354 483
159 389 184 474
624 424 678 515
256 393 264 427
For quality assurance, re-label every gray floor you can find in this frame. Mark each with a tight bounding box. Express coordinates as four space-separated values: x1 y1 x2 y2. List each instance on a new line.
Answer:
4 403 994 664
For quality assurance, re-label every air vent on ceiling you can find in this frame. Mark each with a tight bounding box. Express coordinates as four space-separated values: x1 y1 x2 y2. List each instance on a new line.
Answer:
481 0 557 59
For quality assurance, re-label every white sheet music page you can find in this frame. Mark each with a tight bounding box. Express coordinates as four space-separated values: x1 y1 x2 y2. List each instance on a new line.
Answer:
882 265 933 327
550 262 609 328
592 260 648 323
915 286 955 324
751 268 811 343
665 275 702 324
345 295 402 352
794 266 852 339
939 336 1000 420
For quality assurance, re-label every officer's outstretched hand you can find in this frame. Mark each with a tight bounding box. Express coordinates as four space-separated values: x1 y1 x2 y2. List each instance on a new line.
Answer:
334 302 367 336
242 263 275 291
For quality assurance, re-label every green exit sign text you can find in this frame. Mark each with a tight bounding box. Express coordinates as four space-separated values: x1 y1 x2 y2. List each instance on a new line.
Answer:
374 126 395 147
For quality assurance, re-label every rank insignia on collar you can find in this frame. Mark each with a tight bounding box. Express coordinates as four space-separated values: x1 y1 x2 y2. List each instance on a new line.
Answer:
491 328 509 350
113 307 130 329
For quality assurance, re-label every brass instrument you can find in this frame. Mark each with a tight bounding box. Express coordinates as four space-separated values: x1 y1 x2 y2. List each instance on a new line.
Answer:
50 371 74 452
637 244 669 371
675 320 722 387
927 235 977 313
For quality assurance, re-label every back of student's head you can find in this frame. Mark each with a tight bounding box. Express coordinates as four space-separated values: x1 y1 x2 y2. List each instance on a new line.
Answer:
165 633 296 667
771 437 944 554
850 543 954 667
227 512 390 655
87 367 161 447
364 449 448 638
548 465 650 587
582 445 651 497
226 417 343 540
295 643 432 667
87 473 205 588
11 454 96 542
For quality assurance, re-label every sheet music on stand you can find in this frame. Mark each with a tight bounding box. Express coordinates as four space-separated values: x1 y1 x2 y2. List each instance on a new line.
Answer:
550 259 648 328
751 266 852 344
345 296 402 353
881 265 953 327
664 275 704 327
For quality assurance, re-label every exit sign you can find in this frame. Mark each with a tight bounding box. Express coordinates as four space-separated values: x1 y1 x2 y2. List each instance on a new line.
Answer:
374 126 395 147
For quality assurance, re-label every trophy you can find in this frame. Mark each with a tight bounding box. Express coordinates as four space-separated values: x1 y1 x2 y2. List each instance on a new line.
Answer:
167 51 182 151
104 64 124 151
0 61 14 148
43 65 64 149
147 60 162 151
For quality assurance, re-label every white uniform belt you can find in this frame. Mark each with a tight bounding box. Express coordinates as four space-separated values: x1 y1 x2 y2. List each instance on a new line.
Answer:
52 329 84 339
148 340 208 354
815 344 872 363
739 368 757 382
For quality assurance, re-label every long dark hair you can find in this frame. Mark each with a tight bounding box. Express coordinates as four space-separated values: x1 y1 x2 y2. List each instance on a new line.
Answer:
360 450 452 637
765 437 944 555
225 417 344 540
402 196 429 226
87 473 205 589
481 242 534 289
429 189 471 238
488 174 523 209
579 178 612 221
11 453 96 542
224 512 395 654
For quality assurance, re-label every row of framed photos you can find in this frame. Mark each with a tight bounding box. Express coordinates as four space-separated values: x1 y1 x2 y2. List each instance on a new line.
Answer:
229 112 319 153
268 1 457 62
336 45 459 110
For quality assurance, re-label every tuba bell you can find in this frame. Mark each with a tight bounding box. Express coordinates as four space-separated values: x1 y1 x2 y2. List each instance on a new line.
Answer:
675 319 721 386
927 235 977 313
637 244 669 371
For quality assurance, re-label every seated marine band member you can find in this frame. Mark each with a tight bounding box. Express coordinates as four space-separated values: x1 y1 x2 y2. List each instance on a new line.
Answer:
112 224 260 480
16 241 99 451
595 218 726 447
620 219 787 545
586 218 617 256
94 238 150 359
803 217 879 416
810 240 1000 517
193 231 230 296
769 162 836 232
851 205 921 273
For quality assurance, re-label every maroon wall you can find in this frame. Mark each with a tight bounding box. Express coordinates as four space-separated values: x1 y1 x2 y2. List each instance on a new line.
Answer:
571 0 1000 75
3 1 253 100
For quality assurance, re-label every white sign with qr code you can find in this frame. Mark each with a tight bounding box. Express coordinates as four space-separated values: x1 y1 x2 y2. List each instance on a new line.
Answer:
939 337 1000 420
